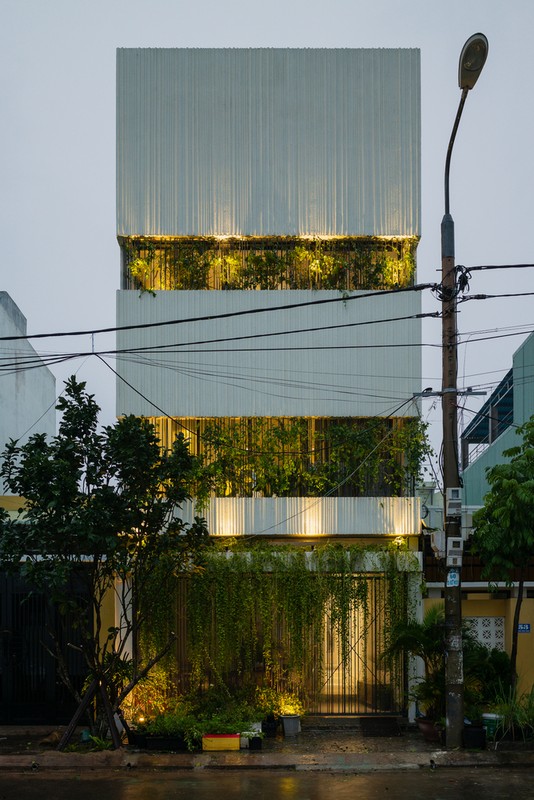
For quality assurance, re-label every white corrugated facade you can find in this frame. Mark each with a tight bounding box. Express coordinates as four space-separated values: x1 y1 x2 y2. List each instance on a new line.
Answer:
117 48 420 238
116 289 421 418
179 496 421 538
116 48 423 541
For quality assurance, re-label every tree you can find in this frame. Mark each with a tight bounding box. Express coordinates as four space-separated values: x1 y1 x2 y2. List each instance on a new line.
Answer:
472 416 534 688
0 377 210 736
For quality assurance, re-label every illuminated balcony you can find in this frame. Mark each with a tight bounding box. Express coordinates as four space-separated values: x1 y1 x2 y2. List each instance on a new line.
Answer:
179 495 420 539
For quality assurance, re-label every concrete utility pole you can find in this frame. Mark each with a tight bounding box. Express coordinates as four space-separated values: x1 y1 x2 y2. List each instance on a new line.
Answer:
441 33 488 750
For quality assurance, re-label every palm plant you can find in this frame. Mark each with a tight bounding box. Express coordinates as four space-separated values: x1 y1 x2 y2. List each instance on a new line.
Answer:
383 604 513 722
382 604 445 719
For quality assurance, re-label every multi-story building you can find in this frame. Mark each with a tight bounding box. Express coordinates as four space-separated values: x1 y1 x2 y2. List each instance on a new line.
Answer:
115 48 423 713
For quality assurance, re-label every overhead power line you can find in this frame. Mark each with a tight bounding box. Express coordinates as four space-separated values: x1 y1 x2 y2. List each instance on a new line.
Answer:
100 354 417 456
460 292 534 302
0 309 439 373
0 282 436 342
462 263 534 272
1 318 532 378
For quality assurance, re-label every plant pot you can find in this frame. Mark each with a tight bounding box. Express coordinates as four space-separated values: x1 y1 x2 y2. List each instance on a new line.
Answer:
128 730 147 748
463 725 486 750
482 713 503 740
281 714 301 737
262 718 278 737
202 733 241 751
416 717 442 743
249 736 263 750
240 722 262 748
145 735 186 751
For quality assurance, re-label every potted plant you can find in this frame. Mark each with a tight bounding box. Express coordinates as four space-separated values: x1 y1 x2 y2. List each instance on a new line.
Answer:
382 605 446 741
186 690 261 751
483 683 534 745
239 722 264 750
383 604 514 746
142 707 196 751
254 686 305 737
201 728 241 751
199 711 251 751
255 687 280 737
278 692 305 737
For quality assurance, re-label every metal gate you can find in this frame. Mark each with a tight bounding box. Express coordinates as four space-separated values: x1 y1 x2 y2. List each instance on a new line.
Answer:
307 575 406 714
0 573 89 724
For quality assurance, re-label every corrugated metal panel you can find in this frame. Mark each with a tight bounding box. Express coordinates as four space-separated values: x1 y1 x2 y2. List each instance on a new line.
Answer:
117 48 420 237
116 289 421 418
179 496 421 537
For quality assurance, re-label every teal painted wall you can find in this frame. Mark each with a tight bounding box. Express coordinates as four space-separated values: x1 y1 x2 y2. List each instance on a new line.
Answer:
463 333 534 506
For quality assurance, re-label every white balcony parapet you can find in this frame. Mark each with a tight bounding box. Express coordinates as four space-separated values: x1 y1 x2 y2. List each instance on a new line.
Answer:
180 496 420 538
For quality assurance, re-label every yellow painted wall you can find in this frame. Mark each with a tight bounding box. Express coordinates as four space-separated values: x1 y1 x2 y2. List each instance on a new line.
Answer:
0 495 25 514
509 597 534 694
99 585 117 648
462 596 534 694
424 595 534 694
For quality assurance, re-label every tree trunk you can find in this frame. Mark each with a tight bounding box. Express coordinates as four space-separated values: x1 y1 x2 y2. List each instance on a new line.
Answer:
510 574 524 691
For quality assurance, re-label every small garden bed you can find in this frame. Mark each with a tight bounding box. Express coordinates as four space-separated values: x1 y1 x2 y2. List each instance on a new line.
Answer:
126 685 304 752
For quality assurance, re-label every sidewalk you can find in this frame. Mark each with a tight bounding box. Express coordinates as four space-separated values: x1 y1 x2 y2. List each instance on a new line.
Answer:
1 722 534 773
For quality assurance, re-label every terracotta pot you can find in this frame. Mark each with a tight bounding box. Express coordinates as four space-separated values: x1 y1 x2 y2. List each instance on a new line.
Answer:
416 717 442 743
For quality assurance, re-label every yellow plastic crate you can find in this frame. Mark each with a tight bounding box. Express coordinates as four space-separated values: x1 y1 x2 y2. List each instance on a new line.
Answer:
202 734 241 751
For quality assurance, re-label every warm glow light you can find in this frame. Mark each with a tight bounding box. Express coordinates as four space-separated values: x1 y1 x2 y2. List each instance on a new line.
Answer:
300 503 322 536
279 776 299 796
185 497 419 537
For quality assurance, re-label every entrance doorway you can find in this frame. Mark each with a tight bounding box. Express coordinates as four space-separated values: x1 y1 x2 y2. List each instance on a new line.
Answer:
310 576 405 714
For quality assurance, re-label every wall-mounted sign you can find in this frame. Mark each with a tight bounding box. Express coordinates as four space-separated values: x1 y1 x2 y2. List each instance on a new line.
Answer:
446 569 460 588
518 623 531 633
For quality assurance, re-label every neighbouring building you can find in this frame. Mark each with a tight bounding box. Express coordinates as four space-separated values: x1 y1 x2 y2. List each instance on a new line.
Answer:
115 48 424 714
461 331 534 505
454 331 534 692
0 292 78 723
0 292 56 497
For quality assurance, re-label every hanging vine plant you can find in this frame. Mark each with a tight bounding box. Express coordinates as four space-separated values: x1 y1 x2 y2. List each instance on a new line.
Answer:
119 236 419 293
184 541 417 699
193 416 431 498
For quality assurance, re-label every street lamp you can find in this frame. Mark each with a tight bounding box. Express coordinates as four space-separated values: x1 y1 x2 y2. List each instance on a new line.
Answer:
441 33 488 750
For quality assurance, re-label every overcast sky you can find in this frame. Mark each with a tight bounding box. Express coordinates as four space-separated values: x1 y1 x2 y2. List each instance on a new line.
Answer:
1 0 533 463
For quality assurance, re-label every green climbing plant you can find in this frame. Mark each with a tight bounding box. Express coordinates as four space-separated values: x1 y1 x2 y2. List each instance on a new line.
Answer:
198 417 430 498
184 541 416 702
119 236 418 293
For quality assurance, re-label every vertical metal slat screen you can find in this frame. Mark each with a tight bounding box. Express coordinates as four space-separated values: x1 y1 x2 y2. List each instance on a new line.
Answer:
0 574 90 724
309 575 405 714
174 573 406 714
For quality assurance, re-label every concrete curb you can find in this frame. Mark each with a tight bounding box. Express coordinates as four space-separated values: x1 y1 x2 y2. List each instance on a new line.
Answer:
1 748 534 773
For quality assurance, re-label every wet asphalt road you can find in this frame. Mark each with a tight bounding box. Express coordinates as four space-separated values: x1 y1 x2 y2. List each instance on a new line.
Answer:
0 768 533 800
